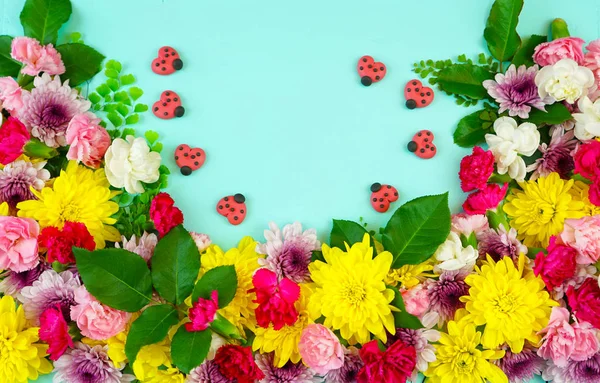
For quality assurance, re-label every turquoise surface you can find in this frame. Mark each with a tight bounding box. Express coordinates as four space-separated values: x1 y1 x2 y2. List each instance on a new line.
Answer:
2 0 598 381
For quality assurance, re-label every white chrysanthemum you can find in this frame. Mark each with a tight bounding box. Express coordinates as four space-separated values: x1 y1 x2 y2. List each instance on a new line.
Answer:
573 96 600 140
535 58 595 104
433 231 478 272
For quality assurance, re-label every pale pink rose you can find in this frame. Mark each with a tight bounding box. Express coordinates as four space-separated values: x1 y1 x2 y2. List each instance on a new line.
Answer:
534 37 585 67
0 77 24 112
190 232 212 253
451 213 489 237
560 216 600 264
0 216 39 272
65 113 111 168
298 324 344 374
401 284 430 317
538 306 600 367
10 37 65 76
70 286 130 340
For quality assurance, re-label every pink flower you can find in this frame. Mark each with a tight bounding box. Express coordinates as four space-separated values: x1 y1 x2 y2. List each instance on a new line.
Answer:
584 39 600 83
190 232 212 253
0 77 24 113
39 304 74 361
0 117 30 165
10 37 65 76
574 140 600 181
534 236 578 290
149 193 184 237
566 278 600 329
65 113 111 168
462 183 508 215
249 268 300 330
459 146 495 192
0 216 39 272
538 306 600 367
401 284 430 317
534 37 585 66
590 182 600 206
560 216 600 264
186 290 219 332
70 286 130 340
451 213 489 237
298 324 344 374
357 340 417 383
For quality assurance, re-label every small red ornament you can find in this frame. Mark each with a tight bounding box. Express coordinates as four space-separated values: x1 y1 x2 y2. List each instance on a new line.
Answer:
174 144 205 176
357 55 386 86
404 79 434 109
370 183 399 213
407 130 437 159
216 194 247 225
151 46 183 75
153 90 185 120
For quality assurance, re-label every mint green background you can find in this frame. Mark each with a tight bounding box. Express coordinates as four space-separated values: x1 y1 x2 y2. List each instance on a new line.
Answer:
3 0 597 381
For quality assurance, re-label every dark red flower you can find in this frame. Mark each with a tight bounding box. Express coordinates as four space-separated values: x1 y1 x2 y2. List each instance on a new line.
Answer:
39 221 96 264
249 268 300 330
534 236 578 290
214 345 265 383
567 278 600 329
357 339 416 383
459 146 495 192
590 181 600 207
149 192 184 237
39 304 74 361
0 117 29 165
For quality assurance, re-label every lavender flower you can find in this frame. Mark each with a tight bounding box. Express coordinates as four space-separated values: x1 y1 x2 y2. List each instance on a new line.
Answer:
543 353 600 383
497 347 544 383
19 73 90 148
477 225 527 263
0 261 49 296
255 353 319 383
53 342 134 383
427 270 469 323
257 222 320 283
0 160 50 207
483 64 547 119
186 360 229 383
527 127 578 180
323 347 364 383
115 232 158 263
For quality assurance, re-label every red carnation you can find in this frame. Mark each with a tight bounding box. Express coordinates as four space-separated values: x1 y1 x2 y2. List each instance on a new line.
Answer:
462 183 508 215
534 236 578 291
249 268 300 330
574 140 600 181
39 304 74 361
214 345 265 383
357 339 417 383
590 181 600 207
149 192 184 237
39 221 96 264
459 146 495 192
567 278 600 329
0 117 29 165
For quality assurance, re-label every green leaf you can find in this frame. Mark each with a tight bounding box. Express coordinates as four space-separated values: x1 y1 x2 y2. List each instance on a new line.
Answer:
191 265 237 309
73 248 153 312
19 0 72 45
171 327 212 374
105 68 119 79
56 44 105 86
483 0 524 62
96 83 111 97
152 225 201 305
114 91 129 103
107 112 123 127
134 104 149 113
453 109 489 148
126 114 140 125
145 130 159 144
382 193 451 268
151 142 163 153
103 103 118 113
436 64 493 100
122 127 135 137
23 138 59 159
106 78 120 92
330 219 372 249
0 36 21 77
105 60 122 73
390 286 423 329
129 87 143 100
124 305 178 364
511 35 547 67
121 74 136 85
527 103 572 125
68 32 82 44
117 104 129 117
88 92 102 104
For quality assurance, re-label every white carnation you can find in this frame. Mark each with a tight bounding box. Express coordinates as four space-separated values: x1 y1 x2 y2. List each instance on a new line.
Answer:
573 96 600 140
433 232 478 272
535 58 594 104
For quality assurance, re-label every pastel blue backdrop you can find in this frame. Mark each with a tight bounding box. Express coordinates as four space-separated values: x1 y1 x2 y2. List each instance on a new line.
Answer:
2 0 599 381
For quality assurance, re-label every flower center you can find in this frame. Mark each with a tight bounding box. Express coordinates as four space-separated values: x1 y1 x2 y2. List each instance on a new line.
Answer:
454 353 475 374
341 282 366 305
41 103 70 128
494 294 517 313
60 204 81 224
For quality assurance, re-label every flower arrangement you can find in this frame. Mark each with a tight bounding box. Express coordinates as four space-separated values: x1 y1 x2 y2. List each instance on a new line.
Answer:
1 0 600 382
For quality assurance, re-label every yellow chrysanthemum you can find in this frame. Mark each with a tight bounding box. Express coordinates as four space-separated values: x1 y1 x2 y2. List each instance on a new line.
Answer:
570 180 600 216
16 161 120 248
424 319 507 383
143 367 185 383
253 284 318 367
459 254 557 353
133 340 172 381
503 172 585 247
0 202 8 216
199 236 262 334
0 295 53 383
385 261 436 289
308 233 395 345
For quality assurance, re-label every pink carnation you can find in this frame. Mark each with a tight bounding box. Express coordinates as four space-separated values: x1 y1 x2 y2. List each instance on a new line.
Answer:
584 39 600 84
0 216 39 272
591 182 600 206
560 216 600 264
566 278 600 329
298 324 345 374
534 37 585 66
249 268 300 330
65 113 111 168
459 146 495 192
0 77 24 113
462 183 508 215
39 304 74 361
534 236 578 290
538 306 600 367
0 117 30 165
451 213 489 237
186 290 219 332
10 37 65 76
70 286 130 340
401 284 430 317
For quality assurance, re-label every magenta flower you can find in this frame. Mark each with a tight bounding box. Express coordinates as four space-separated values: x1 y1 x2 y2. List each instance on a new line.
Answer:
462 183 508 215
498 347 544 383
250 268 300 330
186 290 219 332
527 127 577 180
39 304 74 361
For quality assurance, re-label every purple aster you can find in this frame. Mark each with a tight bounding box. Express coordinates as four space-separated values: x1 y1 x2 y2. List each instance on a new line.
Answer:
0 159 50 207
527 126 577 180
186 360 229 383
497 347 544 383
0 260 49 296
19 73 90 148
545 352 600 383
53 342 134 383
323 348 364 383
476 225 527 263
483 64 547 119
255 353 320 383
426 270 469 323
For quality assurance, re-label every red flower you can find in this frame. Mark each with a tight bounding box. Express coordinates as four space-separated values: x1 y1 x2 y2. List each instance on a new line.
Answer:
214 345 265 383
186 290 219 332
534 236 578 290
459 146 495 192
357 339 416 383
462 183 508 215
0 117 29 165
249 268 300 330
567 278 600 329
39 221 96 264
39 304 74 361
574 140 600 181
149 192 184 237
590 181 600 207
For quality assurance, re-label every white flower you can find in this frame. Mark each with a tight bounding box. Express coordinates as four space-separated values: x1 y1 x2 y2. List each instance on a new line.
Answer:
190 232 212 253
433 232 478 272
104 135 161 194
535 58 594 104
573 96 600 140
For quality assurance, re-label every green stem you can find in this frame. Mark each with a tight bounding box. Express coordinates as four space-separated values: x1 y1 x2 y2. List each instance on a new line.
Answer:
551 18 570 40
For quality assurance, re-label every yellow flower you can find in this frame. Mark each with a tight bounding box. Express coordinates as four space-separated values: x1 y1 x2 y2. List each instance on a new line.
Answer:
503 172 585 247
133 341 172 381
143 367 185 383
570 180 600 216
0 295 52 383
308 234 395 345
459 254 557 353
253 284 317 367
424 319 507 383
385 261 436 289
17 161 120 248
0 202 8 216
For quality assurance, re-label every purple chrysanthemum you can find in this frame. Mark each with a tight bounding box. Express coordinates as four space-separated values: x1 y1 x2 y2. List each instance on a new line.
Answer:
545 353 600 383
476 225 527 263
427 270 469 323
323 348 364 383
19 73 90 148
0 160 50 207
257 222 320 283
497 347 544 383
186 360 229 383
483 64 547 119
0 261 49 296
255 353 319 383
527 127 578 180
53 342 134 383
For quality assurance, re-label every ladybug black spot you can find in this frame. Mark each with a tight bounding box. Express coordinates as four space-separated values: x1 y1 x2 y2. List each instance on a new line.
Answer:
372 198 377 202
426 144 430 148
167 98 171 102
162 103 167 107
234 193 246 203
375 76 380 80
373 68 378 73
421 100 426 104
379 67 384 71
174 156 179 160
196 152 201 156
161 67 166 71
407 141 418 152
155 63 159 67
424 138 429 142
218 205 223 209
418 132 422 137
165 54 170 58
405 99 417 109
386 185 391 189
154 107 159 112
362 58 367 62
175 106 185 118
407 88 411 92
379 204 385 209
426 92 431 96
166 91 171 96
164 48 169 52
161 60 166 64
163 112 168 116
174 98 179 102
173 59 183 70
370 183 382 192
359 66 364 70
415 87 420 92
240 209 244 214
194 161 199 166
184 153 188 157
379 198 384 202
191 155 196 159
426 131 431 136
180 166 192 176
420 93 425 97
179 146 184 150
225 204 230 208
420 149 425 153
230 208 235 212
384 193 389 197
224 197 229 201
234 216 239 221
431 147 435 151
412 81 417 85
361 76 373 86
394 192 398 196
368 64 373 69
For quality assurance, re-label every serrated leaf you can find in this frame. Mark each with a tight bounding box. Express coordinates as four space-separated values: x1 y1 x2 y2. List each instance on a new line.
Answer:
96 84 111 97
134 104 149 113
20 0 72 45
145 130 159 144
56 43 105 86
107 112 123 127
453 109 489 147
511 34 547 67
106 78 120 92
124 305 178 364
436 64 493 100
121 74 136 85
129 87 143 100
171 327 212 373
390 286 423 329
0 36 22 77
330 219 373 249
484 0 524 62
126 114 140 125
117 104 129 117
527 103 571 125
192 265 237 309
